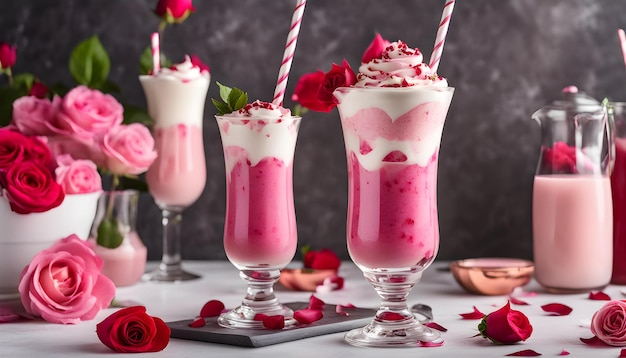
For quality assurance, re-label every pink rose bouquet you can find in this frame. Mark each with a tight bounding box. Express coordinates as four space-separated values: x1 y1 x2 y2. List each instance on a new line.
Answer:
18 234 116 324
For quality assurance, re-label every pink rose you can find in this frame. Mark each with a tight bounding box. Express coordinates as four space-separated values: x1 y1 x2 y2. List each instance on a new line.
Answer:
591 300 626 346
55 154 102 194
478 301 533 344
55 86 123 141
0 42 16 69
102 123 157 175
12 95 57 136
155 0 195 22
362 33 391 64
18 235 115 324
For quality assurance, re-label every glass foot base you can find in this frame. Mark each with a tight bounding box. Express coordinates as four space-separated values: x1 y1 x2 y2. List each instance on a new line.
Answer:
142 268 200 282
345 319 443 348
218 304 296 329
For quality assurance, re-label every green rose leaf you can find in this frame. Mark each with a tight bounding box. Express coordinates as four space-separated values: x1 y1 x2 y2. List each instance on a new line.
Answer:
69 35 110 88
0 85 27 127
96 218 124 249
139 46 173 75
12 73 35 92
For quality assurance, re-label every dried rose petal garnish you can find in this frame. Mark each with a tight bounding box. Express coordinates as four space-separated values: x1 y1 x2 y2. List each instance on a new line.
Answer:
294 309 324 324
262 315 285 329
418 340 444 347
424 322 448 332
200 300 225 318
509 296 530 305
588 291 611 301
541 303 573 316
505 349 542 356
580 336 608 346
559 349 570 356
459 306 485 320
188 316 206 328
308 295 325 310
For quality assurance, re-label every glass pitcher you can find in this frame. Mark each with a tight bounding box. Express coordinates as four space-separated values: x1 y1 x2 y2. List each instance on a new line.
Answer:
531 87 613 293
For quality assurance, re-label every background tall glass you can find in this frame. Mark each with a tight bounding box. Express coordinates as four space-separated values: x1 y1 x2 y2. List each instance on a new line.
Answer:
215 114 300 329
334 86 454 347
610 103 626 284
139 73 210 281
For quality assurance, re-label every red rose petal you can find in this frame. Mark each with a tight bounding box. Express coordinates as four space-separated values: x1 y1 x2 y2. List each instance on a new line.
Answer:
294 309 324 324
620 348 626 358
262 315 285 329
418 340 444 347
424 321 448 332
200 300 225 318
459 306 485 320
308 295 325 310
588 291 611 301
541 303 573 316
505 349 542 356
253 314 267 321
509 296 530 305
379 312 405 321
188 316 206 328
559 349 570 356
580 336 609 346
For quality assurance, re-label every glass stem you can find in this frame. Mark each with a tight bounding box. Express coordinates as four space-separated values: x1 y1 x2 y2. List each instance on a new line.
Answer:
240 269 280 306
159 208 183 274
372 282 414 321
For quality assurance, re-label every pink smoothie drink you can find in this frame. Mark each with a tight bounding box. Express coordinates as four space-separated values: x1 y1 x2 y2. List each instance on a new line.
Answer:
146 124 206 207
335 86 454 270
92 232 147 287
533 175 612 291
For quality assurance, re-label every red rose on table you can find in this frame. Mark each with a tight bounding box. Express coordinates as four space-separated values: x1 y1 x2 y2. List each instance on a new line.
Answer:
0 160 64 214
97 306 170 353
317 60 357 109
590 300 626 346
478 301 533 344
362 33 391 64
155 0 195 23
304 248 341 271
0 42 16 69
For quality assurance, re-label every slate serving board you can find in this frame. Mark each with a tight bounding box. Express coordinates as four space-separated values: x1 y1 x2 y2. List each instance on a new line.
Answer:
168 302 376 348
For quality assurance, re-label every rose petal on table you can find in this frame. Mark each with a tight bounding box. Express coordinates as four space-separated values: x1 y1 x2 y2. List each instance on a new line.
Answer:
200 300 226 318
459 306 485 320
0 307 21 323
253 314 267 321
512 287 538 297
262 315 285 329
541 303 573 316
424 321 448 332
505 349 542 356
509 296 530 305
558 349 570 356
588 291 611 301
188 316 205 328
620 348 626 358
294 309 323 324
308 295 325 310
418 340 444 347
335 304 351 316
580 336 608 346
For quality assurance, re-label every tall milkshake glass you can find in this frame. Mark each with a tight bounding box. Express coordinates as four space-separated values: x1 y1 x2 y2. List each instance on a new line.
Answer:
335 85 453 347
216 102 300 329
140 58 210 281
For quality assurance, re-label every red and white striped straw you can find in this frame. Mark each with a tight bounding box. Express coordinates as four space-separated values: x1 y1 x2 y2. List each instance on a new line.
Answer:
151 32 161 75
618 29 626 69
428 0 455 73
272 0 307 107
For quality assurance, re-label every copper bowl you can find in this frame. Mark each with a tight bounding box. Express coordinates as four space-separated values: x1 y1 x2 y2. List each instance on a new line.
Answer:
450 258 535 296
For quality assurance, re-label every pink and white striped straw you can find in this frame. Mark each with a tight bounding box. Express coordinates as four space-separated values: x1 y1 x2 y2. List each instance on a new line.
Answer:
272 0 307 107
428 0 455 73
151 32 161 75
618 29 626 69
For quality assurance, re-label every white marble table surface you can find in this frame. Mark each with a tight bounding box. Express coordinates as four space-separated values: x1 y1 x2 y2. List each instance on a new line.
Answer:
0 260 624 357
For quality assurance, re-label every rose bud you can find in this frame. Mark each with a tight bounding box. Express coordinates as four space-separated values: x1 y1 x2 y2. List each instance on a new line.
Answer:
29 80 49 99
0 42 16 69
303 248 341 271
97 306 170 353
590 300 626 346
155 0 195 24
478 301 533 344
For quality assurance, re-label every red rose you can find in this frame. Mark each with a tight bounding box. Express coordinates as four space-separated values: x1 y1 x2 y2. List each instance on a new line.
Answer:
292 70 327 112
362 33 391 64
0 128 29 170
97 306 171 353
478 301 533 344
190 55 210 73
29 80 49 99
317 60 357 110
304 248 341 271
155 0 195 23
0 42 16 69
0 160 64 214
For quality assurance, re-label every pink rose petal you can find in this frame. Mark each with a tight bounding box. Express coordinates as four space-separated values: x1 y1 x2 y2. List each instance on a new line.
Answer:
505 349 542 356
580 336 608 346
559 349 570 356
200 300 225 318
424 321 448 332
0 307 21 323
541 303 573 316
308 295 325 310
509 296 530 305
294 309 324 324
262 315 285 329
459 306 485 320
418 340 444 347
588 291 611 301
188 316 206 328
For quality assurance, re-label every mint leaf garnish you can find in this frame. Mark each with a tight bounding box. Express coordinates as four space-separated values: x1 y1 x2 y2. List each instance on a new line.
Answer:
69 35 110 88
213 82 248 115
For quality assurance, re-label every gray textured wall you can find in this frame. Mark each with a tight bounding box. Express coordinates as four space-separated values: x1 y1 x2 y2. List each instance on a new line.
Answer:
2 0 626 262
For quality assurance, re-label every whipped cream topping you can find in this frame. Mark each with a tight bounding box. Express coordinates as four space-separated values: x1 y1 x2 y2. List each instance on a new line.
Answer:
355 41 448 88
225 100 292 119
156 55 209 82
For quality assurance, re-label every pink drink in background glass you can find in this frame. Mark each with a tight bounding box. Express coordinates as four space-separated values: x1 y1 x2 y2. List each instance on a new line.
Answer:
533 175 612 290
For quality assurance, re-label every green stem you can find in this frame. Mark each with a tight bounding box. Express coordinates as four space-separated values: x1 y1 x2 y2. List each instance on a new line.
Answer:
6 68 13 86
158 20 167 36
104 175 120 220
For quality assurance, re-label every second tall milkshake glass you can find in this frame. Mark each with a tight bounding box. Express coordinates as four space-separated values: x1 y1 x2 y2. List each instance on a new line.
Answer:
334 85 453 347
140 62 210 282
